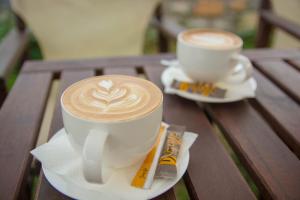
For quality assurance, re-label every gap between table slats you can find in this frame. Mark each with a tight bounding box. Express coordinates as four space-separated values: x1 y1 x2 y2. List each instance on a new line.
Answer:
206 101 300 200
144 65 255 200
35 70 95 200
0 72 52 200
253 59 300 104
250 69 300 158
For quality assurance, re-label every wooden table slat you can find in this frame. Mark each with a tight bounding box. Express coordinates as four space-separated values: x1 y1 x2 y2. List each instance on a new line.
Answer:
242 49 300 60
36 70 95 200
254 59 300 104
0 72 52 200
252 69 300 157
23 49 300 73
288 58 300 71
152 188 177 200
207 102 300 199
145 65 255 200
22 54 175 73
103 66 137 75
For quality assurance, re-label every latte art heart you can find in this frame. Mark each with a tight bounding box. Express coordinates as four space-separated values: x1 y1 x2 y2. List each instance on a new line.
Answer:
87 82 142 112
92 84 129 104
62 76 162 121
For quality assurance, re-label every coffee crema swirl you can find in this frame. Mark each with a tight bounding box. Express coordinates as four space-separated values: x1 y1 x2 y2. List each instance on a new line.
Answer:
62 75 162 121
181 29 241 49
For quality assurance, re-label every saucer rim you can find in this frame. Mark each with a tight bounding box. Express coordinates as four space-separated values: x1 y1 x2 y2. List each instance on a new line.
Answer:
42 128 190 200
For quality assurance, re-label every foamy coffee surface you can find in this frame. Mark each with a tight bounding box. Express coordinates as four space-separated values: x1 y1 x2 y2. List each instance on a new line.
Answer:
62 75 162 122
182 30 241 49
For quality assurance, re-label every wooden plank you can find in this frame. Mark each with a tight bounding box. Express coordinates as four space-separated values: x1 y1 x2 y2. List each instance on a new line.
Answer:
103 66 137 75
145 65 255 200
243 49 300 60
254 59 300 103
255 0 272 47
207 102 300 199
154 4 169 52
0 78 6 107
0 28 29 79
22 50 300 73
251 69 300 157
0 72 52 200
152 188 177 200
36 70 95 200
287 58 300 71
22 54 175 73
261 10 300 40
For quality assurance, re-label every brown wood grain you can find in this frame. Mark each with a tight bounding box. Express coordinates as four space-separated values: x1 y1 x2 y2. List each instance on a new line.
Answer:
288 58 300 71
152 188 177 200
22 54 175 73
251 69 300 157
0 78 6 107
103 66 137 75
243 49 300 60
207 102 300 199
22 50 300 74
145 65 255 200
254 59 300 104
0 72 52 200
255 0 272 47
261 10 300 40
35 70 95 200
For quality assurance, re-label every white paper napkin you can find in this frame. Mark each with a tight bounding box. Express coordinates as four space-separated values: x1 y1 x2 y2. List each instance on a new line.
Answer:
31 128 197 200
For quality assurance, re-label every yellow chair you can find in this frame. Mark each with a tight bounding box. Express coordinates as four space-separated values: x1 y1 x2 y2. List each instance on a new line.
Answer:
11 0 161 60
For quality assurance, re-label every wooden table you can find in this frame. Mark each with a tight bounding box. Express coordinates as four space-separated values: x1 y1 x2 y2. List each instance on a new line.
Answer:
1 49 300 200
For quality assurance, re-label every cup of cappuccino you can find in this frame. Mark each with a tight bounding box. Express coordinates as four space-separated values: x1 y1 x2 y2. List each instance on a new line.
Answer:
177 28 253 82
61 75 163 184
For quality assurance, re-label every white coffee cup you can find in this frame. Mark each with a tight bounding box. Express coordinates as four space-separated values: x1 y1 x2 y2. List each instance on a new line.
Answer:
61 75 163 184
177 28 253 83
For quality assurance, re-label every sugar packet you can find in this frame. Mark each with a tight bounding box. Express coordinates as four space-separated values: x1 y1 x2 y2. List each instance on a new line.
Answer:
154 125 185 179
171 80 226 98
131 123 168 189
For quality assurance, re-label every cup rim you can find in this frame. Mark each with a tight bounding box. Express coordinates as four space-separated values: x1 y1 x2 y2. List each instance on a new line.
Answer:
177 28 243 50
60 75 163 124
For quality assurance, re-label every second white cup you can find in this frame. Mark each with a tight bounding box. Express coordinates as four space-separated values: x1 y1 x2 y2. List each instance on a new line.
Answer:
177 28 253 83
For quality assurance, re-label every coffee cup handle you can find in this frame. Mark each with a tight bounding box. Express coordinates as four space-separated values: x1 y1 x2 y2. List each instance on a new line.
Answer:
82 129 108 184
226 54 253 83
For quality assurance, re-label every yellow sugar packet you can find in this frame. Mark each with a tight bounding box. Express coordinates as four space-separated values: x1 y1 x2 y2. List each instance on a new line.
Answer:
171 80 226 98
155 125 185 179
131 122 168 189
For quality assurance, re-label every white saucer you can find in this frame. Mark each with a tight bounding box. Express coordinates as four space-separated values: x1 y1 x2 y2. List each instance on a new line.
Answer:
161 60 257 103
42 129 190 200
